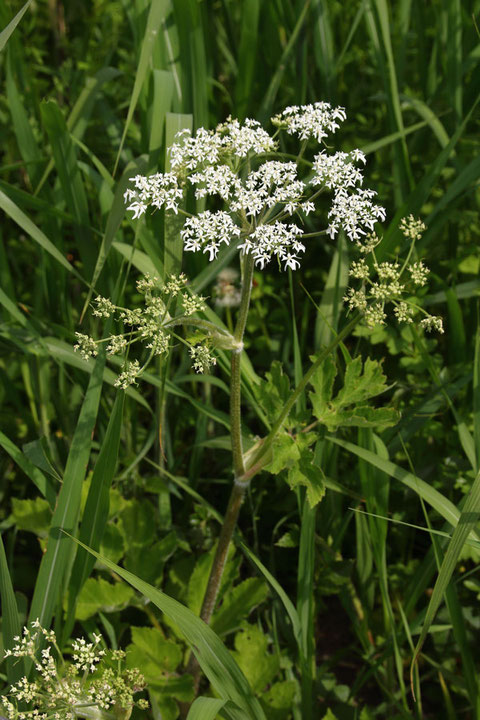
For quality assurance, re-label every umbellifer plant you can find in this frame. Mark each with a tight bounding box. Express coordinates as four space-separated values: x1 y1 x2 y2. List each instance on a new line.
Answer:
74 101 443 700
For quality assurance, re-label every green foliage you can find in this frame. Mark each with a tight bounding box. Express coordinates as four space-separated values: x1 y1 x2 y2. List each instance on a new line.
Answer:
1 0 480 718
72 577 135 621
309 356 399 431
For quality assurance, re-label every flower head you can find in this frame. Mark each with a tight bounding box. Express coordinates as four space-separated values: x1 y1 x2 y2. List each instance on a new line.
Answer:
125 103 386 272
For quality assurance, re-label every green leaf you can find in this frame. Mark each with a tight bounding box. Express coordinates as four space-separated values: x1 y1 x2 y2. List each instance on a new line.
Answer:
264 433 325 507
128 626 183 674
10 497 52 537
73 577 135 621
257 362 294 429
118 498 156 548
114 0 170 173
231 623 279 694
211 578 269 637
260 681 296 720
28 347 106 630
309 356 399 431
265 433 299 475
64 392 125 639
287 456 326 508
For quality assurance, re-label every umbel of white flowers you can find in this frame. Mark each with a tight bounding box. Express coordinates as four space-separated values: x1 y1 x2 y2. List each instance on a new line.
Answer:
123 102 387 271
1 621 148 720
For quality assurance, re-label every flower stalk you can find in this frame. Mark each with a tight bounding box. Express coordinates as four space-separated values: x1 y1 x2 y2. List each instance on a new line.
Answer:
185 252 255 693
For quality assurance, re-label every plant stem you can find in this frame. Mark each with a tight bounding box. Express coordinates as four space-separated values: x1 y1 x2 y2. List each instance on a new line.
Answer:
184 253 255 694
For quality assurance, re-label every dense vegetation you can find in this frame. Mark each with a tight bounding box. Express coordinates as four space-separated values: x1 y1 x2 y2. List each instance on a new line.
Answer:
1 1 480 718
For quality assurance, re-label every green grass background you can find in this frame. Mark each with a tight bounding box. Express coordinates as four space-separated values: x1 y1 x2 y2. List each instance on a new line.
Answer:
1 1 480 718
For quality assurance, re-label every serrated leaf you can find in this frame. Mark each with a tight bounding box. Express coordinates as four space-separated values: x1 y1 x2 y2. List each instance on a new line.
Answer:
287 454 326 508
73 577 134 621
332 405 399 430
335 356 388 407
264 433 300 475
11 497 52 537
309 356 398 432
128 626 182 672
260 680 297 720
257 362 295 428
231 623 279 694
211 578 269 637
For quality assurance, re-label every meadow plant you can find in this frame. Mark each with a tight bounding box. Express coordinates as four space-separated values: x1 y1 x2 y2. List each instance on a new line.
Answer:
1 621 148 720
75 102 443 697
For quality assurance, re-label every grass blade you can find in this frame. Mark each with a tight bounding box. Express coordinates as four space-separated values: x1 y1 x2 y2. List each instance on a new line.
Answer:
314 231 349 350
411 467 480 694
64 392 125 641
0 0 32 51
40 100 95 278
0 430 56 508
114 0 170 174
297 498 316 720
187 697 230 720
327 436 480 537
0 188 82 279
28 348 106 630
234 0 260 119
0 532 25 684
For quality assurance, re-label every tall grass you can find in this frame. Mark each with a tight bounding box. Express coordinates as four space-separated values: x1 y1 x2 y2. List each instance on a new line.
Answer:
1 1 480 718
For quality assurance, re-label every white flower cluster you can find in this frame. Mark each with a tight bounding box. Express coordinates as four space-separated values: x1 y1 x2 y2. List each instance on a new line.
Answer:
74 274 220 385
125 102 385 272
327 187 386 242
124 172 183 218
231 161 305 217
272 101 346 142
1 621 148 720
312 150 365 190
189 345 217 373
344 218 443 333
181 211 241 260
239 221 305 270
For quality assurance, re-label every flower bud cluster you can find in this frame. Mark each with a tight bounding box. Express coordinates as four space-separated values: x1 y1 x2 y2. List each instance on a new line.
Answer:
74 274 217 387
1 621 148 720
344 217 443 333
124 102 386 272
